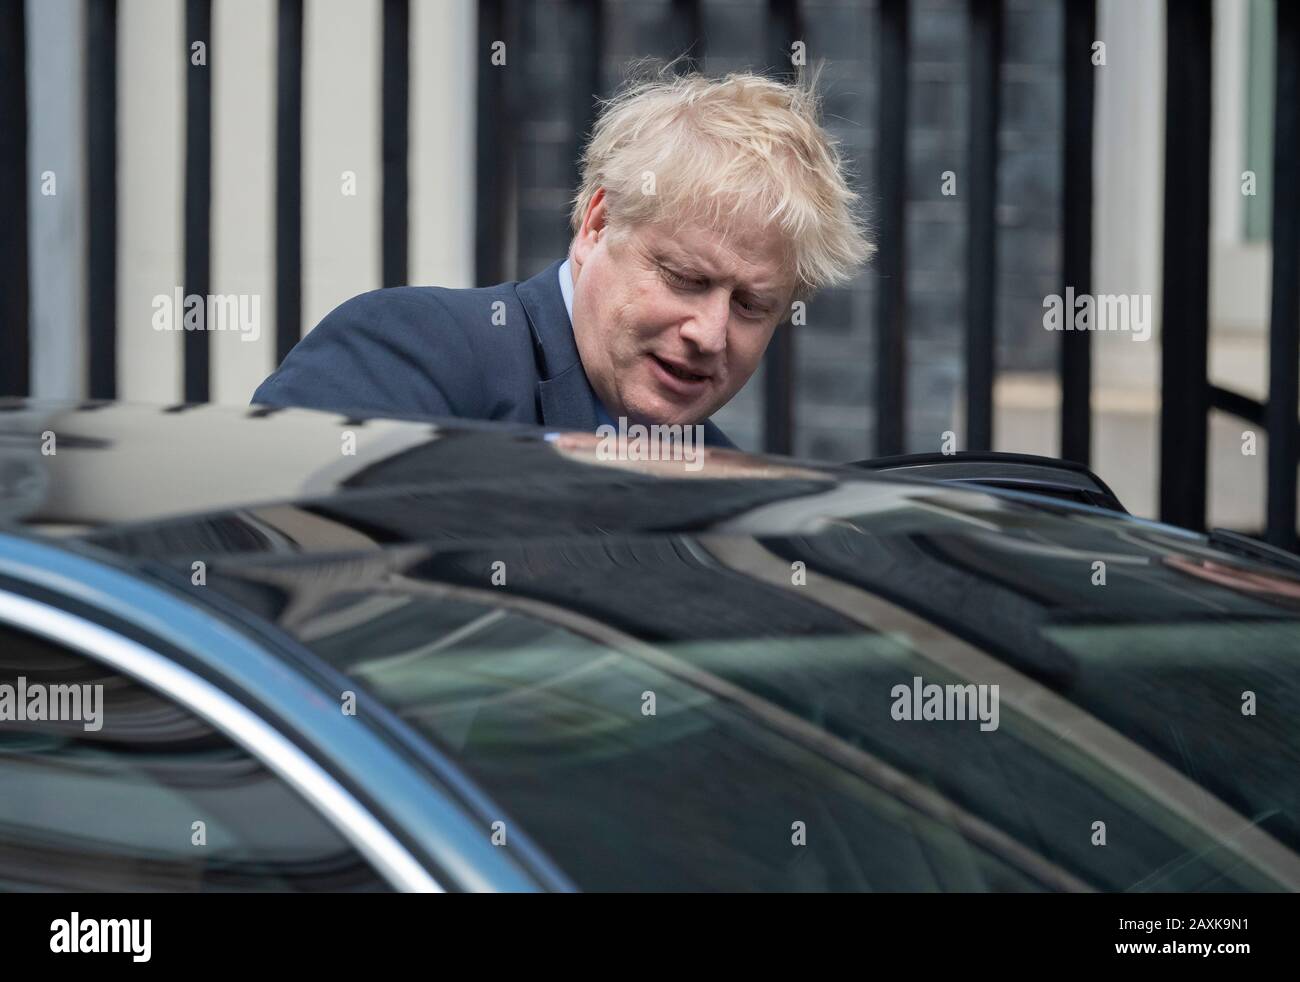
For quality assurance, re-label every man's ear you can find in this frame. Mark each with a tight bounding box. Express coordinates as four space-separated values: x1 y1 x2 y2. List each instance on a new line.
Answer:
572 188 609 268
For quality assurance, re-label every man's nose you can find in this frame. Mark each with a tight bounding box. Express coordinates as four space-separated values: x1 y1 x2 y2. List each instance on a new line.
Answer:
679 291 729 356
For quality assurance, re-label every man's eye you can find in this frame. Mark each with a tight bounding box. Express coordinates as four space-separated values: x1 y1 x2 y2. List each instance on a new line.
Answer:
661 267 696 288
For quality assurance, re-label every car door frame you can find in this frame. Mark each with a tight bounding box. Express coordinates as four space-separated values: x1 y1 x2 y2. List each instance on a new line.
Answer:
0 531 557 892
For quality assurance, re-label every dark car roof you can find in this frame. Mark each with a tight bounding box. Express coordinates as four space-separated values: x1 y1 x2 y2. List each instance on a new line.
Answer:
0 398 1296 591
0 399 844 539
0 398 1288 575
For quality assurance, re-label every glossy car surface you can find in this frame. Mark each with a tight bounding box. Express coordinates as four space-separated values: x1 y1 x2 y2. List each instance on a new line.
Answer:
1 400 1298 891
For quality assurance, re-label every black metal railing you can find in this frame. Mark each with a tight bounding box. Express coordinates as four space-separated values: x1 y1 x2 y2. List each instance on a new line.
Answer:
1159 0 1213 535
1060 0 1095 465
762 0 800 456
1266 0 1300 552
873 0 908 457
381 0 409 289
184 0 212 403
86 0 117 400
964 0 1001 453
475 0 514 288
0 0 27 400
274 0 303 366
1154 0 1300 553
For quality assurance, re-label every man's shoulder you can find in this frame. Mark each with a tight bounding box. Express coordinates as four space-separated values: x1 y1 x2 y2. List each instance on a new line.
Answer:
327 281 525 335
252 279 540 419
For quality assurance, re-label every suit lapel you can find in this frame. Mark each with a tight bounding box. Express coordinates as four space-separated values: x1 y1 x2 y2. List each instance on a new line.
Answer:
537 360 599 431
515 260 599 430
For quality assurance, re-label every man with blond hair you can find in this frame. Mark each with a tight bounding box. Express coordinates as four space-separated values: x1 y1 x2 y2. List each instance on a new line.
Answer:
253 68 872 449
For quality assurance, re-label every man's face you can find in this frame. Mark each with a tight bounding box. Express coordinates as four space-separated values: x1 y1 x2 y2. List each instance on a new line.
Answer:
569 191 795 427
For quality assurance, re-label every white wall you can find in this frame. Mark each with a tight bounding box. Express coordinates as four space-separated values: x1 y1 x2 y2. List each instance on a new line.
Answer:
412 0 476 290
26 0 86 400
1092 0 1165 343
1088 0 1165 518
117 0 184 404
302 0 382 335
212 0 276 404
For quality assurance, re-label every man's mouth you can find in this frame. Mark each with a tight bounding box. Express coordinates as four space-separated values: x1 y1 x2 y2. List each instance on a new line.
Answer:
650 354 710 384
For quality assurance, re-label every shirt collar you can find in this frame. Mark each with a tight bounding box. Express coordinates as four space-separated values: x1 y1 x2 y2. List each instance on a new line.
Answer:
558 257 576 325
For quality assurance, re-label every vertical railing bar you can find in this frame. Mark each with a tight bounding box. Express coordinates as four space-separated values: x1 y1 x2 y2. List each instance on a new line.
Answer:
1158 0 1212 531
1060 0 1095 465
1267 0 1300 551
965 0 1001 452
874 0 909 456
381 0 409 288
763 0 800 456
671 0 705 72
0 0 29 398
475 0 508 286
566 0 602 217
184 0 212 403
86 0 118 400
275 0 303 364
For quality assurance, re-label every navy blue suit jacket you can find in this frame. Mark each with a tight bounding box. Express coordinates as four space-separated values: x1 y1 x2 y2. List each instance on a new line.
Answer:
252 259 736 448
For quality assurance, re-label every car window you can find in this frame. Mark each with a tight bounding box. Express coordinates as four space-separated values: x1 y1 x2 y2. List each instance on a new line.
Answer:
292 587 1289 892
0 623 390 892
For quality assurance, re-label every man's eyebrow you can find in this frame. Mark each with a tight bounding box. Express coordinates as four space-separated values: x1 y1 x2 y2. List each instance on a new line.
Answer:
736 291 778 312
735 280 783 304
655 250 709 275
655 248 784 303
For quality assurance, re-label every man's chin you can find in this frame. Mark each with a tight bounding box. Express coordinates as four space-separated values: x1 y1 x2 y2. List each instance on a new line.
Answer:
620 395 711 428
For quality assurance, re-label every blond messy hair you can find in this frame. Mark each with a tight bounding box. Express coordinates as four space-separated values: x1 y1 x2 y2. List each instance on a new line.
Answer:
571 63 874 298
